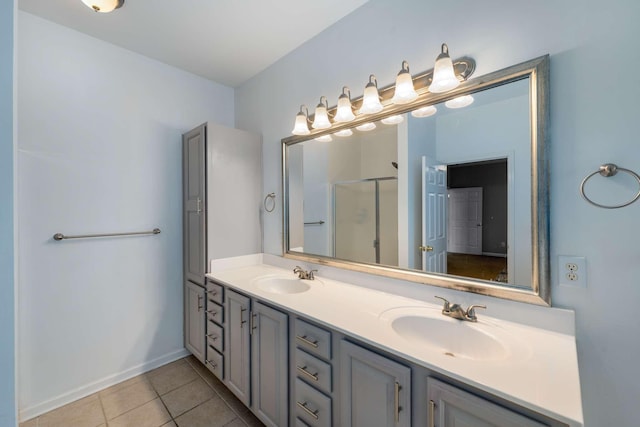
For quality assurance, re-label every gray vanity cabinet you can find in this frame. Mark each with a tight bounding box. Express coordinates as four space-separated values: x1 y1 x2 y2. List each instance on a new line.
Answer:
225 288 251 406
426 377 548 427
184 281 205 362
340 340 411 427
251 301 289 427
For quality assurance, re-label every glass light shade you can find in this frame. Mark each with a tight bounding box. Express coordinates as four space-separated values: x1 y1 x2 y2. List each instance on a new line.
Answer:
445 95 474 109
314 135 332 142
391 70 418 104
291 111 310 135
411 105 437 118
355 122 376 131
381 115 404 125
359 77 384 114
81 0 124 12
334 94 355 123
429 44 460 93
334 129 353 137
312 97 332 129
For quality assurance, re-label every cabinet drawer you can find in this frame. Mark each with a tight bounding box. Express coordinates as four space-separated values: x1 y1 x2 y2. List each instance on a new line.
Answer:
207 320 224 352
206 301 223 325
205 345 223 380
294 318 331 360
295 348 332 394
205 280 224 305
295 378 331 427
295 418 310 427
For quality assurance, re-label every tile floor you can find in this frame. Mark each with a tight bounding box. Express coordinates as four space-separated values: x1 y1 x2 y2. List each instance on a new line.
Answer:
20 356 265 427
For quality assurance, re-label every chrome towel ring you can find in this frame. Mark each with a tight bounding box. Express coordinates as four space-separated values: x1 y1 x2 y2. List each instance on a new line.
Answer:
580 163 640 209
263 192 276 212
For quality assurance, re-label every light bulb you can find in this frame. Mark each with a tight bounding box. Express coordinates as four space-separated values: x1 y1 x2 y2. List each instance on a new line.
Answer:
359 75 384 114
429 43 460 93
356 122 376 131
291 105 310 135
312 96 332 129
445 95 474 109
391 61 418 104
411 105 437 118
381 115 404 125
334 87 355 123
81 0 124 13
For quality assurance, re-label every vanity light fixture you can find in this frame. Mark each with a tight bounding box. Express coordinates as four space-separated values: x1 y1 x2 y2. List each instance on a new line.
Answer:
355 122 376 131
81 0 124 12
411 105 437 118
334 87 356 123
359 75 384 114
334 129 353 137
312 96 332 129
391 61 418 104
291 105 311 135
314 135 333 142
445 95 474 109
429 43 460 93
381 115 404 125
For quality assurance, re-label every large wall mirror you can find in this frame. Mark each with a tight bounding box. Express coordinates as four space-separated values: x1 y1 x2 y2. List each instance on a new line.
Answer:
282 56 550 305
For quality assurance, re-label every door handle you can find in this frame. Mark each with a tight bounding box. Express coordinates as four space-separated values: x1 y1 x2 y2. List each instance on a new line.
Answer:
419 245 434 252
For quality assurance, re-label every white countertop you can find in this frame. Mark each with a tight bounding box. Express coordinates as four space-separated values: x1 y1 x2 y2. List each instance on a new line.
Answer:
206 257 583 427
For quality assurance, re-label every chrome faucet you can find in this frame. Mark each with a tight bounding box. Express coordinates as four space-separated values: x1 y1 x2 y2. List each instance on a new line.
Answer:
434 296 486 322
293 266 317 280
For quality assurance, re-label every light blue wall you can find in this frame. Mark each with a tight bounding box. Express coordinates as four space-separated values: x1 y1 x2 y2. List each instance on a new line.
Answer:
0 1 15 426
236 0 640 425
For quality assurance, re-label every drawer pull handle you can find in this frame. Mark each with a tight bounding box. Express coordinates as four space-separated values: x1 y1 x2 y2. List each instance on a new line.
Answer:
204 360 217 369
197 295 203 311
394 381 401 423
206 310 217 315
296 335 319 348
296 401 319 420
296 365 319 381
207 334 218 341
206 289 218 295
428 399 436 427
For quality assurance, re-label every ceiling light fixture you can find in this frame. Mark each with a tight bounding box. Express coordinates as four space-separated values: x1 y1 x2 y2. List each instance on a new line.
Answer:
81 0 124 13
381 115 404 125
334 87 356 123
291 105 311 135
359 75 384 114
445 95 474 109
312 96 332 129
355 122 376 132
411 105 437 118
391 61 418 105
429 43 460 93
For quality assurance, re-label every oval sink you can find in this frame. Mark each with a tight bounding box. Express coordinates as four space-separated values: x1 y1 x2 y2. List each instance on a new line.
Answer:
254 277 312 294
390 315 508 361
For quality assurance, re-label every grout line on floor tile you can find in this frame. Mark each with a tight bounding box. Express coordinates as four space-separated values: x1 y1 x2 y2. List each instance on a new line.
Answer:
96 392 108 425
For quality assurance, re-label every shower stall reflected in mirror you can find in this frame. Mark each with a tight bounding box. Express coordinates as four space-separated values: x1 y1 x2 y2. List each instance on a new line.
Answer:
333 177 398 265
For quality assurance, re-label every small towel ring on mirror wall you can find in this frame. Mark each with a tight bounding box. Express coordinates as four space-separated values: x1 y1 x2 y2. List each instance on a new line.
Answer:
264 192 276 212
580 163 640 209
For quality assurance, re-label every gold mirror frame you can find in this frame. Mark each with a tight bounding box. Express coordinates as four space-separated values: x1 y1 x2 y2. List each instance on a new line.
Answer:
282 55 550 306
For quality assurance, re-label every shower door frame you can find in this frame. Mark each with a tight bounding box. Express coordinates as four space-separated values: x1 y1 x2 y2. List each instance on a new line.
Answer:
332 176 398 264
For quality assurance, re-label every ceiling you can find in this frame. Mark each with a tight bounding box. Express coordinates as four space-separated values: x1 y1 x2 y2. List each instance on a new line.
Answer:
19 0 369 87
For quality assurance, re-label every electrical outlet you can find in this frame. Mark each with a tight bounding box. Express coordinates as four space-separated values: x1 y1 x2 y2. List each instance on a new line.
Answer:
559 256 587 288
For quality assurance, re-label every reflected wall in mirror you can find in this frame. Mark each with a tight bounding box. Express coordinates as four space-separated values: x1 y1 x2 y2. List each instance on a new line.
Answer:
283 56 549 305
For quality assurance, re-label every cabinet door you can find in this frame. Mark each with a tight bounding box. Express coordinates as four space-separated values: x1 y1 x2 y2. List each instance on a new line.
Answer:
184 281 205 362
183 124 206 285
225 289 251 405
251 302 288 427
340 340 411 427
426 377 548 427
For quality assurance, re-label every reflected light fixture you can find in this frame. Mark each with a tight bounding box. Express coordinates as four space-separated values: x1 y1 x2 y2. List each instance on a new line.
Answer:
391 61 418 104
312 96 332 129
429 43 460 93
359 75 384 114
355 122 376 132
314 135 332 142
445 95 474 109
411 105 437 118
381 115 404 125
334 87 356 123
81 0 124 12
334 129 353 137
291 105 311 135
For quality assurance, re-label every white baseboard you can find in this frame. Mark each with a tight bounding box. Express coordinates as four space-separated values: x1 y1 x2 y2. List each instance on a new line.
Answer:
19 348 190 422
